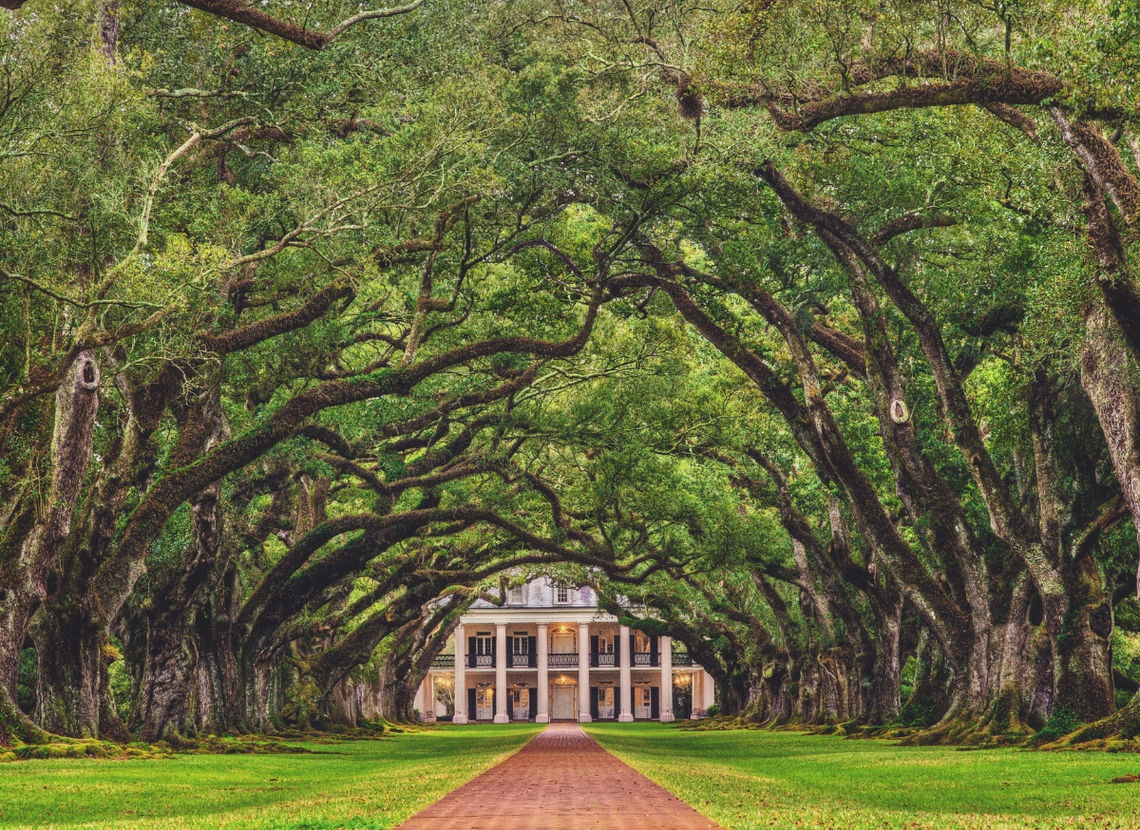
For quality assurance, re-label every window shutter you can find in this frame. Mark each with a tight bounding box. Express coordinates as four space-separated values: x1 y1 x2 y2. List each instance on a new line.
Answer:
651 686 660 720
468 637 476 666
528 636 537 667
590 635 599 667
590 686 599 719
467 688 477 718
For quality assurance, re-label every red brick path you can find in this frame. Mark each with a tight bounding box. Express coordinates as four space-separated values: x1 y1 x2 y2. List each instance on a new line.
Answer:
396 722 721 829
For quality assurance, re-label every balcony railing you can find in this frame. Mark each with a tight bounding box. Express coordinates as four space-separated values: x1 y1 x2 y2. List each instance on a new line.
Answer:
449 651 682 669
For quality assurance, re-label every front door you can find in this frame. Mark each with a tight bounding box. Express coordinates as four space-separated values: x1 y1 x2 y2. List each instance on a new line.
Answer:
634 686 652 719
476 686 495 721
552 685 576 720
596 686 615 719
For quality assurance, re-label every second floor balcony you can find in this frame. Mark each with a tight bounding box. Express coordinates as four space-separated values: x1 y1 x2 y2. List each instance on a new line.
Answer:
446 647 691 671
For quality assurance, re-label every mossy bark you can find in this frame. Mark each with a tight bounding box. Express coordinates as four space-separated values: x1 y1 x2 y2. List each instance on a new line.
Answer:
866 592 903 724
130 612 203 741
31 600 114 739
131 445 227 741
0 352 101 741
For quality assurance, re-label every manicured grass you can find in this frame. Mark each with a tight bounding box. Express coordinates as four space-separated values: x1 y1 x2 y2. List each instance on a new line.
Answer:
0 724 541 829
585 722 1140 829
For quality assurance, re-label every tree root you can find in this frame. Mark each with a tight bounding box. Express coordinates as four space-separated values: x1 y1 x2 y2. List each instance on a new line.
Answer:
1039 694 1140 751
673 715 765 731
0 689 50 747
1 739 172 762
899 688 1035 748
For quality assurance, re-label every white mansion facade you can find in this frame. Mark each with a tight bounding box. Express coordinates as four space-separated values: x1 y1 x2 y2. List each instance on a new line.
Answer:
414 578 716 723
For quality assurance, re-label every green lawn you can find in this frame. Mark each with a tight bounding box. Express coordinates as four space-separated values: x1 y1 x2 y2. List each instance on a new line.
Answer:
584 722 1140 830
9 722 1140 830
0 724 541 829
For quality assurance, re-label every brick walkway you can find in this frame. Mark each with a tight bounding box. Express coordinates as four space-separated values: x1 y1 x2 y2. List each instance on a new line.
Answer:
396 722 721 829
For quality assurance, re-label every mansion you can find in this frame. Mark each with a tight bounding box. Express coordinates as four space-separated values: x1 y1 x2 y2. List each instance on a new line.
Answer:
414 579 716 723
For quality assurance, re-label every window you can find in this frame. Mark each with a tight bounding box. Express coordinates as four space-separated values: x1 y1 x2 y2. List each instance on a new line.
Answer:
510 635 531 667
596 634 616 666
508 584 525 605
641 688 652 707
473 633 493 667
598 687 613 707
554 584 570 604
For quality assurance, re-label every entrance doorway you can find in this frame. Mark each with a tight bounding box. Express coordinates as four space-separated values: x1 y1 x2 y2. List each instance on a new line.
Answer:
551 684 576 720
634 686 652 719
476 684 494 721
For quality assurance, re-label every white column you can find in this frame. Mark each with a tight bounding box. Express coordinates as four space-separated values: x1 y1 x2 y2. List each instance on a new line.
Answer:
414 673 435 721
659 635 674 722
413 678 425 717
618 624 633 722
536 623 549 723
494 623 509 723
690 670 700 719
453 624 468 724
578 622 591 722
702 668 715 712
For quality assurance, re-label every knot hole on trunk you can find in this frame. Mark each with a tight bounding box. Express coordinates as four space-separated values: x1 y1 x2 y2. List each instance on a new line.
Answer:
79 358 100 391
889 398 910 424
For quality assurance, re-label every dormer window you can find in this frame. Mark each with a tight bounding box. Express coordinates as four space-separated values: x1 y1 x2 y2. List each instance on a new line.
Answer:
554 584 570 604
508 585 525 605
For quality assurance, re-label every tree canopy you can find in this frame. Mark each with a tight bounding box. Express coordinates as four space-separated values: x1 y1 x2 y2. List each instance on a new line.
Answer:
3 0 1140 749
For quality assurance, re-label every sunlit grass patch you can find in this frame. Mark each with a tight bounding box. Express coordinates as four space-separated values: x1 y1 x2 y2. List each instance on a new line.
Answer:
0 724 540 829
585 722 1140 829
